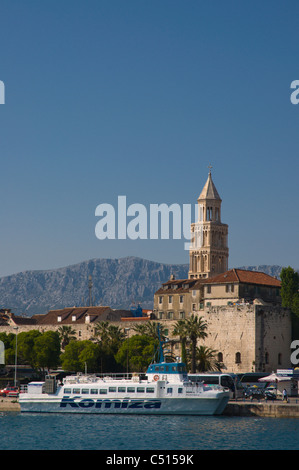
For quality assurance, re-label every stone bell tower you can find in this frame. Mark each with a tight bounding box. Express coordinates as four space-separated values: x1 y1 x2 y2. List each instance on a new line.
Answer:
188 167 229 279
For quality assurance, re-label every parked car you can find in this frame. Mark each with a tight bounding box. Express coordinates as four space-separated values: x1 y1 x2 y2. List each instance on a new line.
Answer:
243 387 264 400
264 390 277 401
243 387 277 401
0 386 19 397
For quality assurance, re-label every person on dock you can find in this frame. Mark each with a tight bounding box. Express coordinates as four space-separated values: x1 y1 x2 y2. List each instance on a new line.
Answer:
282 389 288 402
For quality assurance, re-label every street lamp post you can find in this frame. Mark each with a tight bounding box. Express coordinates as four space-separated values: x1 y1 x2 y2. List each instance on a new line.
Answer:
13 327 18 387
125 328 130 378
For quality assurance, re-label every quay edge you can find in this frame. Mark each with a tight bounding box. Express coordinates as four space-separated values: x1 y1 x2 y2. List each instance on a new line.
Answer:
224 400 299 418
1 399 299 418
0 399 20 412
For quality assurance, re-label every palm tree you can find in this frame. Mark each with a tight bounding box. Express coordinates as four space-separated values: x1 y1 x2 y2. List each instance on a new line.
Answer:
196 346 222 372
185 315 208 373
94 321 125 354
132 322 167 341
58 326 77 350
172 320 188 365
94 321 110 343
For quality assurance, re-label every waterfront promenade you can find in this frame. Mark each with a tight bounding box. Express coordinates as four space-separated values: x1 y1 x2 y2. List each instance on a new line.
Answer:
224 397 299 418
1 397 299 418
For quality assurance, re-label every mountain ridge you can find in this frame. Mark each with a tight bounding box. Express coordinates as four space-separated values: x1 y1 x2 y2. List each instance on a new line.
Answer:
0 257 296 317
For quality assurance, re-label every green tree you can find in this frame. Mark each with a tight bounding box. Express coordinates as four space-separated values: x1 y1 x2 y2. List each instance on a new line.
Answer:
58 325 77 349
280 267 299 339
17 330 42 368
172 320 188 365
185 315 208 373
195 346 222 372
60 340 101 373
78 341 101 372
94 321 125 355
132 322 167 341
280 266 299 311
292 293 299 317
33 331 61 372
115 335 157 372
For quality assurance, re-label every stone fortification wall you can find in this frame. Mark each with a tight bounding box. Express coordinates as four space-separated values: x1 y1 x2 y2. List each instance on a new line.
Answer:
199 304 291 373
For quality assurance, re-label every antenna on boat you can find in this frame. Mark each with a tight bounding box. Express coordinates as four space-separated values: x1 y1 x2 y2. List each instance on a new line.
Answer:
157 324 165 363
88 275 93 307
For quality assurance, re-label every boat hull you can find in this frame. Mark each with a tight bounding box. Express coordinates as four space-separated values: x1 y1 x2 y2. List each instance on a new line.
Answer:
19 394 229 415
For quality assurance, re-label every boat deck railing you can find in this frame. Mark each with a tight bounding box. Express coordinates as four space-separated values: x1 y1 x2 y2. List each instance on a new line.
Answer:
63 372 147 384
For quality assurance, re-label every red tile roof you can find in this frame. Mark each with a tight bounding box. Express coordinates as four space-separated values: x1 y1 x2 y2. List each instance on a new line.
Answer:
36 306 112 325
204 269 281 287
154 278 199 294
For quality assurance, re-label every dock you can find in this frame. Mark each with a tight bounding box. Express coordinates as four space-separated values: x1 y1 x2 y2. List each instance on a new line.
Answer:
224 398 299 418
0 398 20 412
1 397 299 418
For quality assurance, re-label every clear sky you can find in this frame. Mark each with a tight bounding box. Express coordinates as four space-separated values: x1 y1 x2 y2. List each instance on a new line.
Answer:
0 0 298 277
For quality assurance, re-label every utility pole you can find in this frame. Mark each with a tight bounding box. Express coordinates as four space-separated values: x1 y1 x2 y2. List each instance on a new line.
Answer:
88 275 93 307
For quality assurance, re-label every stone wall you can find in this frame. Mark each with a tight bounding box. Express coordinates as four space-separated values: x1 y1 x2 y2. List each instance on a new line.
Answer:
198 304 291 373
0 305 292 375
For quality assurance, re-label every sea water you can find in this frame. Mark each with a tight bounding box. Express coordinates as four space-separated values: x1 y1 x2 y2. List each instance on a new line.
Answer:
1 412 299 451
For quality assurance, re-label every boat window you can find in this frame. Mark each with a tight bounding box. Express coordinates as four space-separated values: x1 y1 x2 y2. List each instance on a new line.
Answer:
146 387 155 393
82 389 89 394
154 366 159 372
221 376 234 390
64 388 71 394
72 388 80 394
118 387 126 393
137 387 145 393
109 387 116 393
165 366 169 372
100 389 107 394
167 388 173 394
190 376 219 385
178 388 183 394
90 389 98 395
127 387 135 393
172 366 177 372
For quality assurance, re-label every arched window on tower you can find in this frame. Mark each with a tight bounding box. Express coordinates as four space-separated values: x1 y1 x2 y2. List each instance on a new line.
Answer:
206 207 213 221
235 352 241 364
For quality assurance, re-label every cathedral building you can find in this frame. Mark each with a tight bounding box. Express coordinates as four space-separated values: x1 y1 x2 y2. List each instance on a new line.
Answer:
153 169 291 374
0 170 292 375
188 169 228 279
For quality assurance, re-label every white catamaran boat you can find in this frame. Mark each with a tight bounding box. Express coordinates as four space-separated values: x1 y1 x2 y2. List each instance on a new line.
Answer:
19 336 230 415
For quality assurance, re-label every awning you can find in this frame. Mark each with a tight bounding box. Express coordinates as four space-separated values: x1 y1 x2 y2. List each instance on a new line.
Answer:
258 373 291 382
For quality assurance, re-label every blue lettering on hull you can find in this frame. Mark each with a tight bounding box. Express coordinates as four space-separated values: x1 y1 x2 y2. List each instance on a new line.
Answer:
60 396 162 410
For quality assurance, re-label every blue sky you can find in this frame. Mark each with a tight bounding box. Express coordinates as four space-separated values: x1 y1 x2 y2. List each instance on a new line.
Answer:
0 0 298 277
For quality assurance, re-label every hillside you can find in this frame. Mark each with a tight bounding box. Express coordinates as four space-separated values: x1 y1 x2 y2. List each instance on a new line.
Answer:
0 258 295 317
0 257 189 316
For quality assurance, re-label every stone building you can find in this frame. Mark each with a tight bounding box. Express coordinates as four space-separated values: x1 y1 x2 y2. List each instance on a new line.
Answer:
0 170 292 374
153 270 291 373
153 268 282 320
0 307 136 341
188 169 229 279
153 170 292 373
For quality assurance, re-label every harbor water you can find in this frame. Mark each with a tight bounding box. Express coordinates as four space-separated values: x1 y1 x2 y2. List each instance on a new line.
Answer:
1 412 299 450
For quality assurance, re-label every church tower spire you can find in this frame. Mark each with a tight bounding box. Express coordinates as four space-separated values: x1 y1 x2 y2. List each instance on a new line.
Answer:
188 167 229 279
